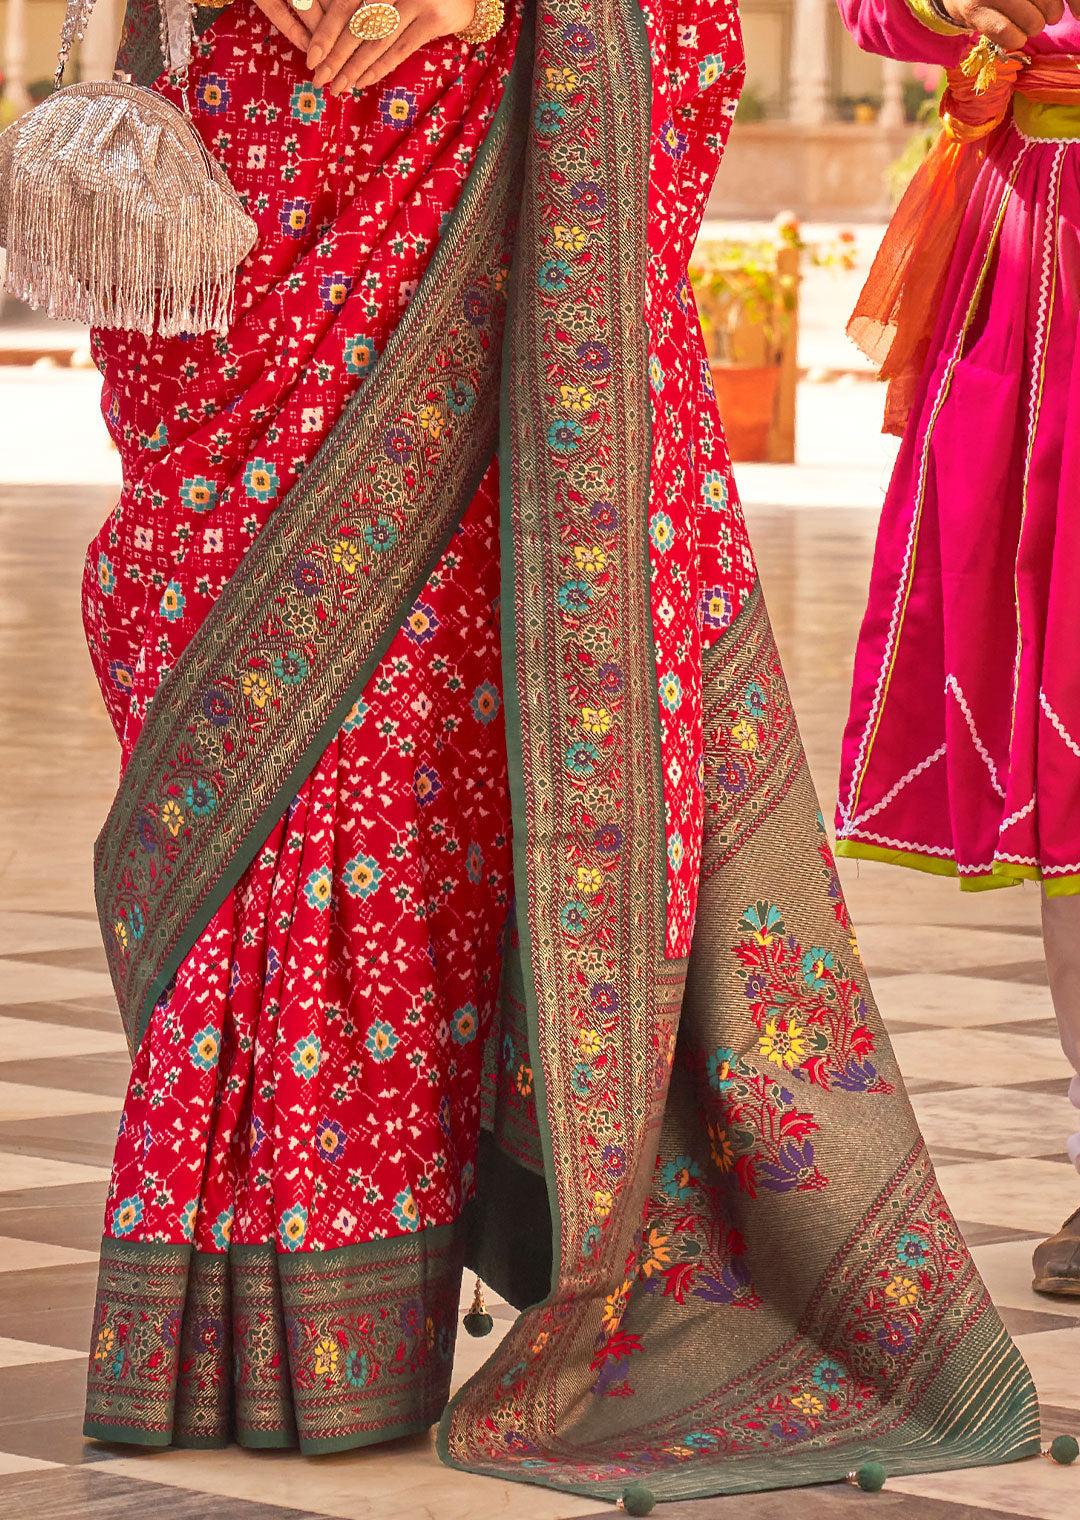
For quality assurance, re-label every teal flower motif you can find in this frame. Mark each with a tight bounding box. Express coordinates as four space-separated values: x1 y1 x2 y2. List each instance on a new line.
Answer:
189 1025 221 1070
743 680 767 717
698 54 725 91
290 1034 322 1080
366 1019 398 1060
812 1357 847 1391
343 855 383 899
345 1349 371 1387
649 354 665 392
703 468 729 510
184 779 217 817
660 1156 701 1200
538 259 571 294
667 831 684 871
471 681 500 725
178 1198 197 1242
304 866 333 911
211 1206 233 1251
557 580 593 614
344 334 377 376
112 1195 143 1237
565 738 600 777
341 699 369 732
895 1229 931 1267
445 378 476 414
451 1004 478 1045
659 671 683 713
559 899 588 936
243 458 279 501
649 511 675 553
180 476 219 513
272 649 309 685
160 580 186 622
570 1061 593 1097
740 901 785 943
707 1047 736 1091
392 1187 419 1232
279 1203 308 1251
290 81 326 122
364 516 398 554
141 421 168 451
801 948 836 991
547 419 582 454
97 553 116 595
466 842 483 884
534 100 566 136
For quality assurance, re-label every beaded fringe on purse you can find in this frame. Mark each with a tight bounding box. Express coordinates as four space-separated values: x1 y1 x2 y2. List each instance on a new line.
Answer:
0 0 257 337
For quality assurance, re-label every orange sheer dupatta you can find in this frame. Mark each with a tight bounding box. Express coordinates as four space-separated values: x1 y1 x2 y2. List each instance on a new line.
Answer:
850 51 1080 435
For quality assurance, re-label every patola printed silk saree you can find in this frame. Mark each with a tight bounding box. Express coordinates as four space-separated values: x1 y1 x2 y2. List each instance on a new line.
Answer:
82 0 1039 1500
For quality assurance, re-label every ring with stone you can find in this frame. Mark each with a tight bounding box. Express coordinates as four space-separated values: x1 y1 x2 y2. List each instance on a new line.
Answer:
291 0 314 10
348 1 400 40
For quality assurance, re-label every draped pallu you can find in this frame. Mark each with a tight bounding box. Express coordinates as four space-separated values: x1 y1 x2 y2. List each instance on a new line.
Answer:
84 0 1039 1498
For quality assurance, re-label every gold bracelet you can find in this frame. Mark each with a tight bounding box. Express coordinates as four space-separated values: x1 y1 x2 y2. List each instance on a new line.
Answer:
456 0 504 44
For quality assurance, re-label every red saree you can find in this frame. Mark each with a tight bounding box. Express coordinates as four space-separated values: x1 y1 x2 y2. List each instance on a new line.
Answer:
80 0 1040 1501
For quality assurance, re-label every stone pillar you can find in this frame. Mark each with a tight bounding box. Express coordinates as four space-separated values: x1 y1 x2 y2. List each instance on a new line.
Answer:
789 0 831 125
78 0 123 81
879 57 907 130
3 0 32 113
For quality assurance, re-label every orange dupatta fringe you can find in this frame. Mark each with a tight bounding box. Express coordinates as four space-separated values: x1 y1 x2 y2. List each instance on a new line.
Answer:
849 46 1080 436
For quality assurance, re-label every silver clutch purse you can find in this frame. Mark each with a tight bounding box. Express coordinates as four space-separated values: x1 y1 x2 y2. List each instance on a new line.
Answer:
0 0 257 336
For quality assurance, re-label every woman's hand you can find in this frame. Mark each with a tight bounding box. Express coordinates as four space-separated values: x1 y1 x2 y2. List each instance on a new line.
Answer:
250 0 324 56
306 0 477 96
940 0 1077 51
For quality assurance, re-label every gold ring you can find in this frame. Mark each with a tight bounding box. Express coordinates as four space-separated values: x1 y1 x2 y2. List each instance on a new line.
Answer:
291 0 314 10
348 2 400 40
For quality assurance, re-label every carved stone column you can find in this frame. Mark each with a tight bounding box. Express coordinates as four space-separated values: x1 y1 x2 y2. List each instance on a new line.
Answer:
3 0 32 113
790 0 831 125
879 56 908 130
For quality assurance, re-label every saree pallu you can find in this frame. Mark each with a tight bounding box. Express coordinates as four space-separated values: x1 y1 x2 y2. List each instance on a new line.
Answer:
82 0 1040 1499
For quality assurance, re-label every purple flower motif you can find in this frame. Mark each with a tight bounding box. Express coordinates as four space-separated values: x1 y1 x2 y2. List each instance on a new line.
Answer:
591 981 619 1014
834 1059 879 1092
383 426 415 464
201 687 232 727
693 1256 752 1304
264 945 280 985
405 602 438 645
877 1319 915 1355
700 358 716 398
319 272 353 310
292 558 325 597
600 1143 625 1177
196 74 230 116
590 499 618 533
279 197 311 238
577 339 611 373
463 288 490 326
597 661 623 695
571 180 606 218
758 1139 819 1193
660 118 689 162
414 764 442 806
593 822 622 855
562 22 596 54
380 86 417 130
701 584 732 631
315 1117 347 1164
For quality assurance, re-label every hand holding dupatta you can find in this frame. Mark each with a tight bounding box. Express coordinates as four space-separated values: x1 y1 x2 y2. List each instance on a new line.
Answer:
936 0 1079 49
305 0 479 94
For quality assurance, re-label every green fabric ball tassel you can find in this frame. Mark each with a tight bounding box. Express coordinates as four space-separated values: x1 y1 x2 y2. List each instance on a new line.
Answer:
463 1278 493 1338
846 1461 886 1492
619 1483 656 1515
1049 1434 1079 1465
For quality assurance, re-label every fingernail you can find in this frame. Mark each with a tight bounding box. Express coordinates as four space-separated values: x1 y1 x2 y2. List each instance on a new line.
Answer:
307 44 324 69
313 66 330 87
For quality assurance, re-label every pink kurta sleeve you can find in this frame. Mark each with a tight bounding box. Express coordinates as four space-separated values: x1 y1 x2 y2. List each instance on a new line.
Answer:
836 0 971 65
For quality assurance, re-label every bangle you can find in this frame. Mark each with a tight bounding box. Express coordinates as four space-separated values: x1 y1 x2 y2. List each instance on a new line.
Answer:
926 0 957 22
457 0 504 44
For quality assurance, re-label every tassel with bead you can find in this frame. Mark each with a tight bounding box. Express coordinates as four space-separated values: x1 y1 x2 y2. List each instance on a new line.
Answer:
617 1483 655 1515
846 1461 886 1492
960 36 1007 95
463 1276 493 1338
1045 1434 1079 1465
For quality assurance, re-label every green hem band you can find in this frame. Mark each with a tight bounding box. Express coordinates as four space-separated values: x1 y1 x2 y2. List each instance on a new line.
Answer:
836 838 1080 895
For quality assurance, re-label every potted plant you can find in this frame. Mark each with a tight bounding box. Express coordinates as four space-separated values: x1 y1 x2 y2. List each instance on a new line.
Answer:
690 219 800 462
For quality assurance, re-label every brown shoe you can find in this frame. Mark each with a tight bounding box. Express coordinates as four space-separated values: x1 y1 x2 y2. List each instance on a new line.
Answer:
1032 1205 1080 1297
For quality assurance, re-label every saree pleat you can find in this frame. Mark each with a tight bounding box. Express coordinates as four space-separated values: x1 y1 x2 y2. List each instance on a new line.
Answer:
82 0 1041 1497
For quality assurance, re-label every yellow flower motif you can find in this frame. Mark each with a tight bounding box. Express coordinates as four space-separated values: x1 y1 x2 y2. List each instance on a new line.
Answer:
515 1061 533 1096
94 1324 115 1362
114 918 129 953
593 1188 613 1218
579 1027 603 1057
601 1280 631 1332
576 865 603 895
562 384 595 413
757 1015 808 1070
885 1275 920 1308
419 403 445 439
161 800 185 837
332 536 362 573
708 1122 734 1172
640 1227 671 1277
494 267 508 293
553 224 586 254
581 706 612 736
241 670 272 709
792 1391 825 1417
545 65 578 92
732 719 758 752
313 1336 339 1376
574 543 606 573
531 1330 551 1354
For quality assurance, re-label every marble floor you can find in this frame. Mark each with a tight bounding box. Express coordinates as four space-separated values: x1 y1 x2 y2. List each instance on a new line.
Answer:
0 480 1077 1519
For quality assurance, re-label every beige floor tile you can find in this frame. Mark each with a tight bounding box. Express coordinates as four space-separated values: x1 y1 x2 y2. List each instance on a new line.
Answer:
934 1159 1080 1235
0 1151 110 1193
840 854 1044 929
911 1087 1079 1160
890 1029 1070 1087
890 1455 1080 1520
0 1080 120 1123
0 960 116 1009
0 1014 125 1062
94 1440 602 1520
972 1239 1080 1320
0 1336 87 1369
875 974 1054 1028
1013 1326 1080 1410
0 1236 99 1273
0 912 104 958
0 1452 63 1475
856 923 1045 975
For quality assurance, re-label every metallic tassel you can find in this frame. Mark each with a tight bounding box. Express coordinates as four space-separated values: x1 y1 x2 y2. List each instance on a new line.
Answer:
960 36 1007 96
0 81 256 337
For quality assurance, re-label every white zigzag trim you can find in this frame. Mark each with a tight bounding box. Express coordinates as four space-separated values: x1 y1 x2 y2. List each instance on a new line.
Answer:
847 744 946 831
1040 689 1080 760
945 674 1006 799
999 795 1036 833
